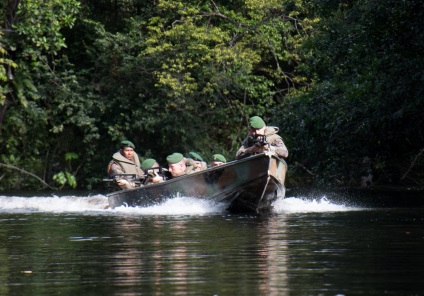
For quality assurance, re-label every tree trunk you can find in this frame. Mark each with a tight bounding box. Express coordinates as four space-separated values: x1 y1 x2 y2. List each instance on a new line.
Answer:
0 99 9 134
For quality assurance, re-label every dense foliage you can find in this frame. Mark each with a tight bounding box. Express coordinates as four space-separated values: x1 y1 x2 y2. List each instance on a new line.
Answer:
0 0 423 190
280 0 424 186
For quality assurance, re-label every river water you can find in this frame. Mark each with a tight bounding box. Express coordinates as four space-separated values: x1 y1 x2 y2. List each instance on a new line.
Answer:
1 191 423 296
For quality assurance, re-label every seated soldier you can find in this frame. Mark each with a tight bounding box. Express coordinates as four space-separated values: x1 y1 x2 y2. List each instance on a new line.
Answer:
236 116 289 159
107 140 144 190
212 154 227 167
166 152 195 178
187 151 207 172
140 158 166 185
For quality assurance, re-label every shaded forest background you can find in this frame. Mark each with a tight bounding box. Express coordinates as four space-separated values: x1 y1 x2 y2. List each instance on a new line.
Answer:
1 0 423 191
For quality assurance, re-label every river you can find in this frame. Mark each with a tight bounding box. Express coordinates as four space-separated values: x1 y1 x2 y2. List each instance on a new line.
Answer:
1 191 423 295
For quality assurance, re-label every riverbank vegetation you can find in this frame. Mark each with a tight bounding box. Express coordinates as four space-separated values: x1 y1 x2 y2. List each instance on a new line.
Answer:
1 0 423 190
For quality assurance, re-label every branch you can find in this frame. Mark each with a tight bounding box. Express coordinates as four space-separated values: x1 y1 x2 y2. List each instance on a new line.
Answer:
172 19 185 27
295 161 316 176
201 11 256 30
210 0 220 13
0 162 57 190
200 7 297 76
401 147 424 180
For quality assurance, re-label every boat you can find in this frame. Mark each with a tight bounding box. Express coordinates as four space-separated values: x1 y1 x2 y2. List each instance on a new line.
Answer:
107 151 287 214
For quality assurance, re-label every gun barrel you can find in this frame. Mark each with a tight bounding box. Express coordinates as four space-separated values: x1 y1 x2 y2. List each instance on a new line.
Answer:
102 173 147 182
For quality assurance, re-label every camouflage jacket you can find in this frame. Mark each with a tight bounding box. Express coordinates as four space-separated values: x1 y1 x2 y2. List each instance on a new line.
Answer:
236 126 288 159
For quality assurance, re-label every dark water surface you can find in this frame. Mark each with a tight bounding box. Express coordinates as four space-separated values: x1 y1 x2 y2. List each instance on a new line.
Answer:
1 193 424 295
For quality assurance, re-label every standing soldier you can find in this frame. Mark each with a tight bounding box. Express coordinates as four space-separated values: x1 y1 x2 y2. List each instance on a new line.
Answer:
236 116 289 159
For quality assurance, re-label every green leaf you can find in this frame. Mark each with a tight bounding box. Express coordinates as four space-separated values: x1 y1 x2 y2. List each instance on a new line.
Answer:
65 152 78 161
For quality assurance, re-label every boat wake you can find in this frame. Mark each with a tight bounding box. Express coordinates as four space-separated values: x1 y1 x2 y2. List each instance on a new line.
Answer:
110 196 228 215
0 195 109 214
0 194 360 216
0 194 227 216
274 196 362 214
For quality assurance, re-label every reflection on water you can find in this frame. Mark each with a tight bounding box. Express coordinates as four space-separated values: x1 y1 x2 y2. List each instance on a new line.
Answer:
0 193 424 295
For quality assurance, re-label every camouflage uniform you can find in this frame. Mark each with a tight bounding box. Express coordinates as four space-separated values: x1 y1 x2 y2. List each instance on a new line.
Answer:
187 152 207 172
184 158 197 175
200 161 208 170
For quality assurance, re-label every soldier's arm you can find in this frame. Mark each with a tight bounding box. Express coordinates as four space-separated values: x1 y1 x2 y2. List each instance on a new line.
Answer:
268 137 288 158
108 162 124 177
236 138 263 159
108 162 136 189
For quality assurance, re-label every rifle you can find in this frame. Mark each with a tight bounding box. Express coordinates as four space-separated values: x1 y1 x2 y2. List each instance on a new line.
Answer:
142 167 169 184
102 173 146 183
248 135 269 146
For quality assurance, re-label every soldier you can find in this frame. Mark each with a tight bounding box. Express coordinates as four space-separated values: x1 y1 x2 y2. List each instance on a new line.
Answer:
236 116 288 159
166 152 195 178
140 158 166 184
187 151 208 171
212 154 227 167
107 140 144 190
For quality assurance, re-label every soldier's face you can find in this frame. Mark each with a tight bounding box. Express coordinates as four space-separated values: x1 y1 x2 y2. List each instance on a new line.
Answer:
249 126 266 136
121 147 134 160
168 161 186 177
194 161 202 170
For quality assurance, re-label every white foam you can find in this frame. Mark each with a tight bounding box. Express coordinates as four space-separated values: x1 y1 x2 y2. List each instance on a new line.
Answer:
273 196 360 214
0 195 109 214
110 196 227 216
1 194 361 216
0 195 226 216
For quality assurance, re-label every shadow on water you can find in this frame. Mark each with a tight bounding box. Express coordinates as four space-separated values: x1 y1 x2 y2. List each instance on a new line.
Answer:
287 185 424 208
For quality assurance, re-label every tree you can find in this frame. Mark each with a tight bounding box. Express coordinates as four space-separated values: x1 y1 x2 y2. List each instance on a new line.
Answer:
0 0 89 190
280 0 424 186
143 0 271 153
86 0 312 163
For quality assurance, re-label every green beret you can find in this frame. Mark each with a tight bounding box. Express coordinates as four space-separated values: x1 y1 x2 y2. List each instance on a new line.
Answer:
141 158 156 171
120 140 135 149
213 154 227 163
188 151 203 162
249 116 265 129
166 152 184 164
